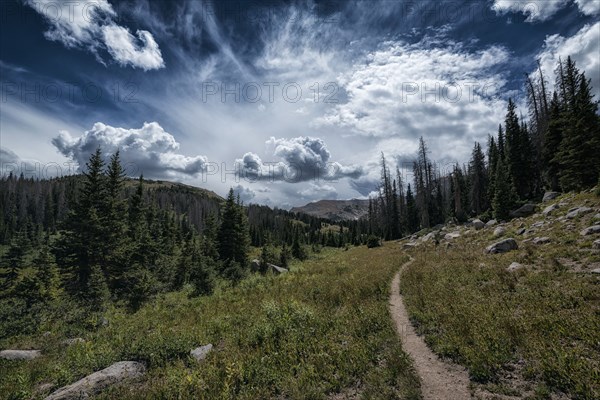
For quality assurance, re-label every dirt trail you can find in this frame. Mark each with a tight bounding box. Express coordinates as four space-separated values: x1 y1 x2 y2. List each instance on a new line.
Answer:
389 259 472 400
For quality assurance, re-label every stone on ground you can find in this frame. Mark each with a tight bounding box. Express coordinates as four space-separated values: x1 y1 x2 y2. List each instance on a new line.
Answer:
580 225 600 236
485 238 518 254
0 350 41 360
190 344 213 361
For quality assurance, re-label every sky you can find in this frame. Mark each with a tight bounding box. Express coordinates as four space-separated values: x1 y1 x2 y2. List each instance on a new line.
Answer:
1 0 599 208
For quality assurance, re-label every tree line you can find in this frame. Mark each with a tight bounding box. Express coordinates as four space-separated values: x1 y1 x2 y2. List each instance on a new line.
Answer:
369 56 599 239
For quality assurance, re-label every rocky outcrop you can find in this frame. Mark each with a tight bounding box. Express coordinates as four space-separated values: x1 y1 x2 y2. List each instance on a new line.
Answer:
580 225 600 236
45 361 145 400
566 207 593 219
0 350 41 360
542 192 560 202
190 344 213 362
510 204 536 218
485 238 518 254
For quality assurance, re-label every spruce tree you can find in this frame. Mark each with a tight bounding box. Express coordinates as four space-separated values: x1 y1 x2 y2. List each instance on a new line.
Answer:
544 92 563 191
492 159 514 221
405 184 419 233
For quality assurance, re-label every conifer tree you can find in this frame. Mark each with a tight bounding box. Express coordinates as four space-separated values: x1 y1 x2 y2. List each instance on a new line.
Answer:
405 184 419 233
544 92 563 191
492 159 514 221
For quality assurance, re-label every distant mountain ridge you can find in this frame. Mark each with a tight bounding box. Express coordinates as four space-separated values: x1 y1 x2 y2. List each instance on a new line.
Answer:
291 199 370 221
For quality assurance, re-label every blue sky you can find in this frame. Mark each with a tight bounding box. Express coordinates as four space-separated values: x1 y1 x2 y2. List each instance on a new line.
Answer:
1 0 599 207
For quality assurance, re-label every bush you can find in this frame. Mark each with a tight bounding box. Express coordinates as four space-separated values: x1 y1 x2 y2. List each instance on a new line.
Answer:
366 235 381 248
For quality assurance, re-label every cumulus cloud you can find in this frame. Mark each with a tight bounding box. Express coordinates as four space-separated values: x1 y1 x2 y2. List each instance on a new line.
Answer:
52 122 208 179
236 136 364 183
25 0 164 70
299 183 338 200
492 0 599 22
536 22 600 99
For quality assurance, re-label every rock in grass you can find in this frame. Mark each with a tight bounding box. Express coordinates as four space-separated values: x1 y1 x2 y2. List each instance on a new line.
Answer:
0 350 41 360
542 204 559 216
542 192 560 202
444 231 461 241
493 227 506 238
472 219 485 230
485 238 518 254
45 361 145 400
190 344 213 362
593 240 600 249
580 225 600 236
486 219 497 227
591 268 600 274
62 338 85 346
510 204 536 218
533 237 551 245
566 207 593 219
517 228 526 235
507 262 523 272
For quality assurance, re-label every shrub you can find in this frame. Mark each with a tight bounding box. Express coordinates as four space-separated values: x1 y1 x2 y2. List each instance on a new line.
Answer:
367 235 381 248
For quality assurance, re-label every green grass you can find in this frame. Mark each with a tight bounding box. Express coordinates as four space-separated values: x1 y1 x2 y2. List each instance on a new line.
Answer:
0 246 420 400
399 192 600 399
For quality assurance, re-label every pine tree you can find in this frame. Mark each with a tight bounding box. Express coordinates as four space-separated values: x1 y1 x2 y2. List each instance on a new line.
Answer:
544 92 563 191
217 189 250 277
405 184 419 233
492 159 514 221
469 142 488 215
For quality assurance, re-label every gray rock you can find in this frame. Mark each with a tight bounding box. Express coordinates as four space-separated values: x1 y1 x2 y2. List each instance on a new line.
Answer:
486 219 498 227
421 232 436 242
444 231 461 241
531 221 545 229
533 237 551 245
566 207 593 219
42 331 52 337
0 350 41 360
594 213 600 220
507 262 524 272
510 204 536 218
542 192 560 202
250 259 261 271
580 225 600 236
493 227 506 238
267 263 288 274
591 268 600 274
485 238 518 254
517 228 526 235
45 361 145 400
190 344 213 362
403 242 418 249
542 204 559 216
472 219 485 230
592 240 600 250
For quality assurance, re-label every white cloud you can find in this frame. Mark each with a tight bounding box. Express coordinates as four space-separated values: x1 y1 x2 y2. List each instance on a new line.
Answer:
299 183 338 200
52 122 208 178
232 184 256 203
317 38 509 164
536 22 600 99
492 0 599 22
237 136 364 183
25 0 164 70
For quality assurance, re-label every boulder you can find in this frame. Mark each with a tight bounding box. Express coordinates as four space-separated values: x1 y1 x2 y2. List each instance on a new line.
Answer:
517 228 526 235
472 219 485 230
485 238 518 254
493 227 506 238
566 207 593 219
530 221 545 229
190 344 213 362
0 350 41 360
403 242 418 249
510 204 537 218
45 361 145 400
421 232 436 242
591 268 600 274
594 213 600 220
542 192 560 202
533 237 551 245
542 204 559 216
486 219 498 227
580 225 600 236
507 262 524 272
267 263 288 274
592 240 600 250
444 231 461 241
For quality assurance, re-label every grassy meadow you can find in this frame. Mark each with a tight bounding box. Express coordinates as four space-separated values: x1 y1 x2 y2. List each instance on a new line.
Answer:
400 192 600 399
0 246 420 400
